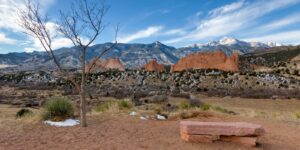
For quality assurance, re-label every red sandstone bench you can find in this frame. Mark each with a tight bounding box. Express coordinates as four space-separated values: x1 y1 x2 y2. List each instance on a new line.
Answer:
180 121 265 147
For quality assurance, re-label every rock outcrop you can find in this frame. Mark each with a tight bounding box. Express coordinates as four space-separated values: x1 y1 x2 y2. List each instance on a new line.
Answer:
171 51 239 72
86 58 125 72
143 60 164 72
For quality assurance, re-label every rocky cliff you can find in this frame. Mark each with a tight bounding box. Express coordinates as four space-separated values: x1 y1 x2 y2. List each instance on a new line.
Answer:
143 60 164 72
86 58 125 72
171 51 239 72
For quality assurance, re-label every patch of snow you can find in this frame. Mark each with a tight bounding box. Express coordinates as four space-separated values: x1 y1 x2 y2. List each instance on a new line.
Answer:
156 114 166 120
130 111 137 116
160 54 168 62
249 42 270 48
140 116 148 120
219 37 238 45
266 42 283 47
0 64 17 69
44 119 80 127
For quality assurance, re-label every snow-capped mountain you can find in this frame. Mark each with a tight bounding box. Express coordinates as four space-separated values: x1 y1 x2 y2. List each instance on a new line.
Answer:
190 37 280 48
266 42 283 47
177 37 282 57
0 37 285 72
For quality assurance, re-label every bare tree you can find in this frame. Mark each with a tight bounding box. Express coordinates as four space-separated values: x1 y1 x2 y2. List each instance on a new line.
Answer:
18 0 118 127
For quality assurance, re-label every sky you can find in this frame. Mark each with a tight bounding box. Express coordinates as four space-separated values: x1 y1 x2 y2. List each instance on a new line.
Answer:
0 0 300 54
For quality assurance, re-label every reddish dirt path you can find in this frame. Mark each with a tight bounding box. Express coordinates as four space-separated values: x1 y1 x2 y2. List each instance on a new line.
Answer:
1 113 300 150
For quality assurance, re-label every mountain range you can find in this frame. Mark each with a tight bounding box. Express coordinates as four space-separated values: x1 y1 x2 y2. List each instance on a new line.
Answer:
0 37 285 72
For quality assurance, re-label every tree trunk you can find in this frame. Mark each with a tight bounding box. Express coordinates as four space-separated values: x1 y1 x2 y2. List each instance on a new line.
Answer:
80 49 87 127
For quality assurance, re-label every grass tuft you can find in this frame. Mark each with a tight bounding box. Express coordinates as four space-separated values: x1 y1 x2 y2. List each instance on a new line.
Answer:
43 97 74 121
178 101 191 110
201 103 212 111
295 112 300 120
94 99 133 113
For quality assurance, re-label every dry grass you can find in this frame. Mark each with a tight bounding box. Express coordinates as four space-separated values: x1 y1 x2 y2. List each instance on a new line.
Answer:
0 105 43 133
92 99 133 114
198 95 300 122
295 111 300 120
168 108 215 120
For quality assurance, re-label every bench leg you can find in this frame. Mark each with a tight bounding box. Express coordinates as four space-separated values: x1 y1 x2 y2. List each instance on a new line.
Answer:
220 136 257 147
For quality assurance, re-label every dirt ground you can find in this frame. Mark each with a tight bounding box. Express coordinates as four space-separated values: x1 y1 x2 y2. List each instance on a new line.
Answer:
1 97 300 150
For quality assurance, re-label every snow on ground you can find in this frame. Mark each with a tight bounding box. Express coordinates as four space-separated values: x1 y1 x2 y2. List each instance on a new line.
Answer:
44 119 80 127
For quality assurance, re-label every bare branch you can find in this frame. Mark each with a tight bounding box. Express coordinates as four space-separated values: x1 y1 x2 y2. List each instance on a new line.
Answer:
87 25 119 73
18 0 80 91
18 0 116 127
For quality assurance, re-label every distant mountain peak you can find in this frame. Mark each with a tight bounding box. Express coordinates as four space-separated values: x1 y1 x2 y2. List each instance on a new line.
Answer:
180 37 285 56
187 37 283 49
153 41 162 45
219 37 239 45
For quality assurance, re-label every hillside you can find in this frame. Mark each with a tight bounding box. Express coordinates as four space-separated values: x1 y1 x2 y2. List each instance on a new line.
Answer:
0 38 280 72
239 46 300 79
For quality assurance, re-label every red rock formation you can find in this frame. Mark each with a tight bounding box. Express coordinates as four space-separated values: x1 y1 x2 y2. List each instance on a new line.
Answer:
143 60 164 72
86 58 125 72
171 51 239 72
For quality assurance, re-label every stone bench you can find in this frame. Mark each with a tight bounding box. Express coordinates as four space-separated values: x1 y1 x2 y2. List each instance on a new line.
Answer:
180 121 265 147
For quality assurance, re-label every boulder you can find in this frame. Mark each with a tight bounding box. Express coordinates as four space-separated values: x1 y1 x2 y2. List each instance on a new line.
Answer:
171 51 239 72
180 121 265 136
86 58 125 72
143 60 164 72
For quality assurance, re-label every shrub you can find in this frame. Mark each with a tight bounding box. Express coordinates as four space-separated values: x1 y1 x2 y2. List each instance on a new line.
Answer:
16 108 33 118
201 103 212 111
179 98 203 110
179 101 190 110
118 99 133 110
43 97 74 121
295 112 300 120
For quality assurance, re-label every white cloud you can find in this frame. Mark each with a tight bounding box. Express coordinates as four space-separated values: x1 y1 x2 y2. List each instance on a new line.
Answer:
118 26 163 43
0 33 17 45
24 36 73 52
40 37 73 50
243 30 300 45
23 47 36 53
259 13 300 31
24 21 91 52
24 21 72 52
209 0 245 16
0 0 56 32
165 0 300 44
163 29 186 36
0 0 58 52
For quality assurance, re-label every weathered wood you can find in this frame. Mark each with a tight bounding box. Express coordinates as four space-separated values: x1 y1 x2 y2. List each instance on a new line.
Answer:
180 121 265 136
220 136 257 147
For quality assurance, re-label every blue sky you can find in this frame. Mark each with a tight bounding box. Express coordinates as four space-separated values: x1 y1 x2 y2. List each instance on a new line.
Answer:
0 0 300 54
